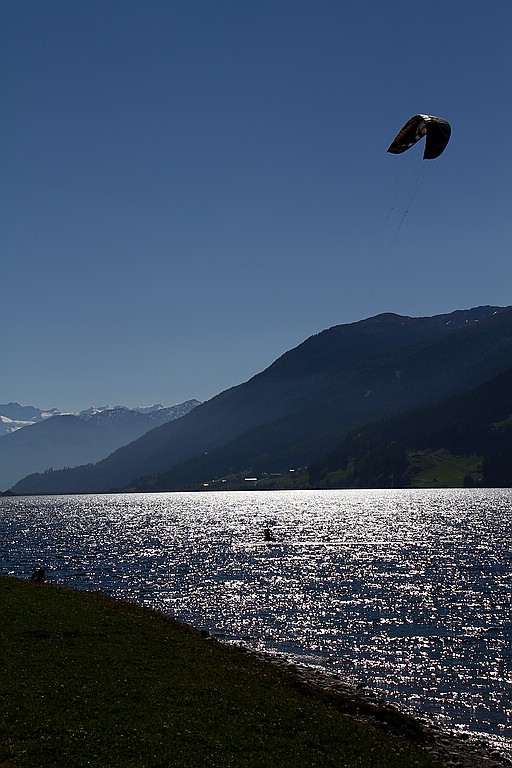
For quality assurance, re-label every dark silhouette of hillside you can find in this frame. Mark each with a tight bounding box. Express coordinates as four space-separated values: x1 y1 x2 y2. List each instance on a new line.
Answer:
12 305 512 494
308 367 512 488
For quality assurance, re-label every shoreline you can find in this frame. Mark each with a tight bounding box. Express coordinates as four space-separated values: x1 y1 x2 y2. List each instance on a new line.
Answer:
220 639 512 768
3 573 510 767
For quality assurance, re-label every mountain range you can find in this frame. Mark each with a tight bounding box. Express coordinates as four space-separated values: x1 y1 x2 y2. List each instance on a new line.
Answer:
0 402 187 437
10 304 512 495
0 401 200 491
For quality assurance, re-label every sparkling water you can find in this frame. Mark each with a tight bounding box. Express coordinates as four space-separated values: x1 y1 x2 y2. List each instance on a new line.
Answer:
1 488 511 754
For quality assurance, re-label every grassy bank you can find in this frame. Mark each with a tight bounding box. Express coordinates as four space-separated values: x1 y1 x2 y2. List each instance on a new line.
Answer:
0 576 443 768
407 449 482 488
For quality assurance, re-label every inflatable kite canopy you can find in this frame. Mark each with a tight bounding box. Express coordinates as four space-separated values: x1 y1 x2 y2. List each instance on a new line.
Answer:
387 114 451 159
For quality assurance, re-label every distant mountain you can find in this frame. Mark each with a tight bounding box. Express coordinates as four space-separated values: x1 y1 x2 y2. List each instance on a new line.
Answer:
0 403 58 422
0 402 193 437
0 400 200 491
0 403 59 436
12 305 512 495
132 404 166 414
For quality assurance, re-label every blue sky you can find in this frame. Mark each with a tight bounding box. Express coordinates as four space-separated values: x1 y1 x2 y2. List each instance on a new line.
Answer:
2 1 511 411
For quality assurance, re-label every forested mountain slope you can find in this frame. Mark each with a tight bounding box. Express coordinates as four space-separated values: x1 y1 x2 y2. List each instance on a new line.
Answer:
307 366 512 488
13 306 512 494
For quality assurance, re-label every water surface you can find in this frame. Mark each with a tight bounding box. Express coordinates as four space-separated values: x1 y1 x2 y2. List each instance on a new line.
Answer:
1 488 511 754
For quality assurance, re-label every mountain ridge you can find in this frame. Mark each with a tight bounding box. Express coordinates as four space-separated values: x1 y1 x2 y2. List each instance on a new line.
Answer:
0 402 197 437
12 306 512 495
0 401 200 491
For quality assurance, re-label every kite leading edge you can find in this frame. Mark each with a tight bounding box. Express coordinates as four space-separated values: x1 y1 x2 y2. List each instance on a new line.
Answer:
387 114 451 159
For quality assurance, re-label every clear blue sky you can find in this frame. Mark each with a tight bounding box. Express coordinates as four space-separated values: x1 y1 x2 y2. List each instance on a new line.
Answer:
2 1 511 411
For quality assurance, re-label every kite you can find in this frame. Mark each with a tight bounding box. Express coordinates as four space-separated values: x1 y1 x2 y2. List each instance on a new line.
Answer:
387 114 451 159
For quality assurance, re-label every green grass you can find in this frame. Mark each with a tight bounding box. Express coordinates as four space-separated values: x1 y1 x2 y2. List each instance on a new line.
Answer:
0 576 444 768
407 449 482 488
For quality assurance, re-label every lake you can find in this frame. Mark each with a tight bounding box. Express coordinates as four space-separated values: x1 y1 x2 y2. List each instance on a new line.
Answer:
1 488 511 755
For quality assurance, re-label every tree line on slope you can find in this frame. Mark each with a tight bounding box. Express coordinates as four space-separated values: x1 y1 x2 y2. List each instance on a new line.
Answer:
307 368 512 489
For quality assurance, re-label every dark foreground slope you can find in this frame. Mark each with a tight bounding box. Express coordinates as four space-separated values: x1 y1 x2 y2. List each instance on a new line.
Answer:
0 575 459 768
13 306 512 494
